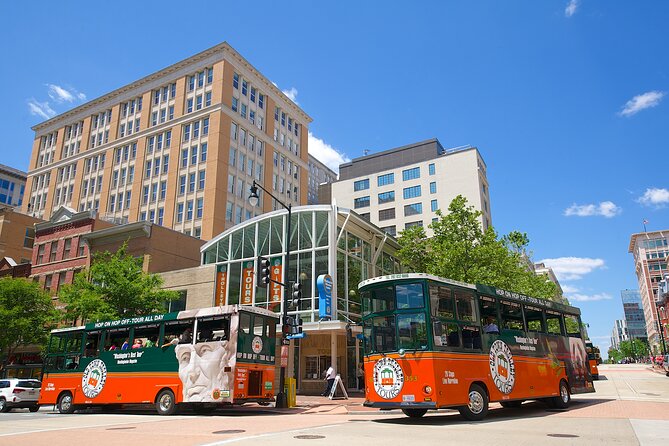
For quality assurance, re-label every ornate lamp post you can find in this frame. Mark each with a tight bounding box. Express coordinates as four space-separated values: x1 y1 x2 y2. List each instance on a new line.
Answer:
249 180 291 408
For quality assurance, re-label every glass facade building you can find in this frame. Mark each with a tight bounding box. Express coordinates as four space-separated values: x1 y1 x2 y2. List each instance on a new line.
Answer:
200 204 402 393
621 289 648 343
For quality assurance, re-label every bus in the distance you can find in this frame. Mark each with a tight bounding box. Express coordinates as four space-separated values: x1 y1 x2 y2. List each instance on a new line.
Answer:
40 305 278 415
585 341 601 380
360 273 595 421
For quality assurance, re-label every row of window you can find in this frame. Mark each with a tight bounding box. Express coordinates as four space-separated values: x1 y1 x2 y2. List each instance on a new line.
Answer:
122 97 143 117
180 143 208 169
35 238 85 265
354 186 437 209
353 164 436 191
176 198 204 222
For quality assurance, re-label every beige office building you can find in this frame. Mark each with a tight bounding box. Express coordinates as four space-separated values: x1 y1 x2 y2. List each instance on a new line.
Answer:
628 230 669 353
23 42 311 241
330 139 491 237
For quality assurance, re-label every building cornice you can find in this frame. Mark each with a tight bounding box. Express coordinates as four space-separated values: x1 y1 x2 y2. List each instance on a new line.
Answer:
31 42 311 135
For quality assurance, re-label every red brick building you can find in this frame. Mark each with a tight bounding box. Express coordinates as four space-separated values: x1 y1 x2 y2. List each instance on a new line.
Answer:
30 207 113 303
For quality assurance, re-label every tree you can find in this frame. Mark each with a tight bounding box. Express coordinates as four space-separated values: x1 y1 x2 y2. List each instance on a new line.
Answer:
0 277 58 375
59 243 179 323
396 195 557 300
619 339 649 361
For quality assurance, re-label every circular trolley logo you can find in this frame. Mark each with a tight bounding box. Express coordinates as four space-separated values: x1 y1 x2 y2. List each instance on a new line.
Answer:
251 336 263 354
373 357 404 399
489 340 515 394
81 359 107 399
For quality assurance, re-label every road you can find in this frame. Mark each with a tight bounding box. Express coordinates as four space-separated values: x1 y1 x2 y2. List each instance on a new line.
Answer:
1 364 668 446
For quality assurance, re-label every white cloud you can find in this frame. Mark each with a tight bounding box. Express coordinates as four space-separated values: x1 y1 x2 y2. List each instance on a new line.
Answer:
27 99 56 119
561 284 580 293
568 292 613 302
564 201 621 218
282 87 299 105
619 90 665 117
637 187 669 207
308 132 350 174
539 257 606 281
46 83 86 103
565 0 579 17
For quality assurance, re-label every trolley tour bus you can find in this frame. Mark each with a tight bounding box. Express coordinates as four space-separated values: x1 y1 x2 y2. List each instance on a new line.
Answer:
39 305 278 415
360 273 595 420
585 341 601 380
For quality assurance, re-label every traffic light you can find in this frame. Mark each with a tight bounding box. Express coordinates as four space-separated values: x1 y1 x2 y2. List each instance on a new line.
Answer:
295 317 303 334
291 282 302 307
282 315 294 336
258 256 271 287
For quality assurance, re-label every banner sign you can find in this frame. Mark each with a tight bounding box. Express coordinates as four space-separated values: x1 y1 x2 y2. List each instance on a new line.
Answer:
241 260 255 305
317 274 333 319
215 265 228 306
270 257 283 303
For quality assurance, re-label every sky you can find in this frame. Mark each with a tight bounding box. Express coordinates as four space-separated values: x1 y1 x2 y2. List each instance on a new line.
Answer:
1 1 668 357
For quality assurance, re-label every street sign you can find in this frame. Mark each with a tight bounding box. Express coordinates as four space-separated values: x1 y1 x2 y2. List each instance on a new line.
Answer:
317 274 333 319
287 332 306 340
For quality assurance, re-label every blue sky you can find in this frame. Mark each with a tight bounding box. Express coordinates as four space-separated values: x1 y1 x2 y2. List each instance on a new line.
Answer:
1 1 668 356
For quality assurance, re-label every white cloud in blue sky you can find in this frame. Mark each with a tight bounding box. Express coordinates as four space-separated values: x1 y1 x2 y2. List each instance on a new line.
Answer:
539 257 606 281
565 0 579 17
619 90 665 116
282 87 299 105
308 132 350 174
568 292 613 302
27 99 56 119
637 187 669 207
564 201 621 218
46 83 86 103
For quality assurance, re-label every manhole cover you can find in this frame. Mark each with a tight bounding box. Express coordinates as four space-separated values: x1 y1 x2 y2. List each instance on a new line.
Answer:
106 427 136 431
294 435 326 439
213 430 246 434
547 434 579 438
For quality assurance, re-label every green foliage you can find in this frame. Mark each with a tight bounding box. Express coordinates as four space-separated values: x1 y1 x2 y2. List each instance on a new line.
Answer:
59 243 179 322
619 339 649 359
0 277 58 368
396 195 557 300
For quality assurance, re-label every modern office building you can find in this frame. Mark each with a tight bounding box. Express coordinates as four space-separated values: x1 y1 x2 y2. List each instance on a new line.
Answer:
307 154 337 205
330 139 491 237
620 289 648 344
628 230 669 353
0 164 26 208
610 319 628 351
533 262 566 303
23 42 311 241
160 204 403 394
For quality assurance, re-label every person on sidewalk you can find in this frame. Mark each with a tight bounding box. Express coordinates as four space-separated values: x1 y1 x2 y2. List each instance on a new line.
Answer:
357 363 365 390
322 365 336 396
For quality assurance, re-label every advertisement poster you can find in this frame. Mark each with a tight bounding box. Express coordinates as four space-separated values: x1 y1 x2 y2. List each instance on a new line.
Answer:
215 265 228 306
241 261 255 305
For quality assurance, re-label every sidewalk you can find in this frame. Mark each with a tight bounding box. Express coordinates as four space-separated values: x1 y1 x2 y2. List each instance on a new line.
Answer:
292 392 382 415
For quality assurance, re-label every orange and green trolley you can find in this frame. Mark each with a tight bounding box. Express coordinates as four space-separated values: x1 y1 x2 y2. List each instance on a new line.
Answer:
39 305 278 415
360 273 595 420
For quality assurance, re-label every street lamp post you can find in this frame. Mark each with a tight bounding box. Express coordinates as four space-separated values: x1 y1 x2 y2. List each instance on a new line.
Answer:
249 180 292 408
655 299 667 356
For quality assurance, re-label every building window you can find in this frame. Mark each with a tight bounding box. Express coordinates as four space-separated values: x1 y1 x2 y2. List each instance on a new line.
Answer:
430 182 437 194
353 179 369 191
402 167 420 181
353 196 370 209
36 244 45 264
44 275 52 291
378 208 396 221
377 173 394 187
431 199 438 212
380 225 396 236
23 228 35 248
378 191 395 204
63 238 71 259
429 163 435 175
404 203 423 216
403 185 421 199
49 242 58 262
177 203 184 223
405 221 423 229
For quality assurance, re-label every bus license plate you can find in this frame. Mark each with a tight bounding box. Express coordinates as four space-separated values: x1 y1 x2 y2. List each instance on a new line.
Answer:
402 395 415 402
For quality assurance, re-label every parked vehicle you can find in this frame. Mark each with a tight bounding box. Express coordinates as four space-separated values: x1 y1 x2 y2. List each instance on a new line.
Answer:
0 379 41 412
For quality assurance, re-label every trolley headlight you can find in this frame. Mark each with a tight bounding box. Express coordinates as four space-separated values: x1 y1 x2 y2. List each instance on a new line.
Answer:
398 348 406 357
424 385 433 394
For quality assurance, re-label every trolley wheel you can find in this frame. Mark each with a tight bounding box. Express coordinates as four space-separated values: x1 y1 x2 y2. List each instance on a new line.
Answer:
458 384 489 421
29 405 40 412
0 398 9 413
57 392 76 414
401 408 427 418
155 389 177 416
499 400 523 408
551 380 571 409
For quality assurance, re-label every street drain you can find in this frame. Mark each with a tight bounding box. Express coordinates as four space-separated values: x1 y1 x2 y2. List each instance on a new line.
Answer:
547 434 579 438
295 435 326 439
106 427 136 430
213 430 246 434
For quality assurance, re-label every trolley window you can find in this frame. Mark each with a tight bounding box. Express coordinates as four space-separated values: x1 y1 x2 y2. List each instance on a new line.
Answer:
363 286 395 315
525 306 545 333
397 313 428 350
564 314 581 338
455 289 476 322
546 310 564 335
429 284 455 319
396 283 424 309
500 300 524 331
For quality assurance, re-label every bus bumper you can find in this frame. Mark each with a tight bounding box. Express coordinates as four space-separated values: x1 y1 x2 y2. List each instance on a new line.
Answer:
364 401 437 410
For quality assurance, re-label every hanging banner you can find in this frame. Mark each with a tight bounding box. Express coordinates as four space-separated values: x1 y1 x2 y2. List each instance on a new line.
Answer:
317 274 333 319
215 265 228 306
270 257 283 304
241 260 255 305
